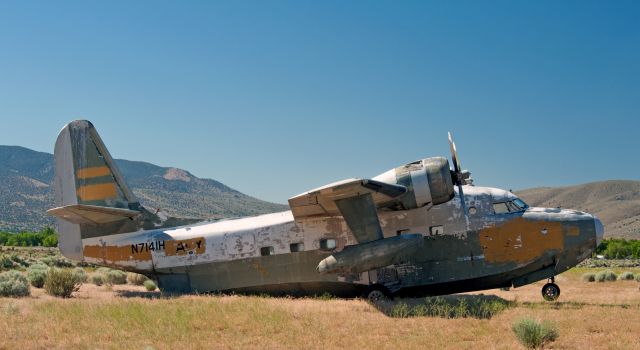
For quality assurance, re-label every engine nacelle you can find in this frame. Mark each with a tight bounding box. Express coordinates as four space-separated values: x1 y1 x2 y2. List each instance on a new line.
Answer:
373 157 454 210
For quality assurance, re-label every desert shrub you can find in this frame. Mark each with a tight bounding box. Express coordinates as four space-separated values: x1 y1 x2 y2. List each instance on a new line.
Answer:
105 269 127 285
582 273 596 282
604 270 617 281
618 271 635 281
512 318 559 349
96 267 112 275
595 270 618 282
1 255 15 269
41 256 73 268
44 268 81 298
27 264 49 288
90 274 104 286
9 254 27 267
143 280 157 291
127 272 149 286
636 274 640 282
0 270 30 297
72 267 88 283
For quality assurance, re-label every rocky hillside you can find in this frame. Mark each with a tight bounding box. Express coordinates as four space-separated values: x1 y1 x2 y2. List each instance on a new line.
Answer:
0 145 288 232
517 180 640 239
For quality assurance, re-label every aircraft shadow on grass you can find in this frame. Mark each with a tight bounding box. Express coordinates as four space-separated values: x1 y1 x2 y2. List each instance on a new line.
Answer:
372 294 515 319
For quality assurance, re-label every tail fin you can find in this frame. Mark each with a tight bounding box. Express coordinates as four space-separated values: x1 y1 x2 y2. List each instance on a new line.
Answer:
49 120 142 259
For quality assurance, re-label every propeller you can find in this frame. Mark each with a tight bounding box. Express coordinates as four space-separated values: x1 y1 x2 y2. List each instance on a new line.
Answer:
448 132 470 229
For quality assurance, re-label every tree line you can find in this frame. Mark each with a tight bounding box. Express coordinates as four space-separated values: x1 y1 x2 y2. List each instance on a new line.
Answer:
0 226 58 247
596 238 640 259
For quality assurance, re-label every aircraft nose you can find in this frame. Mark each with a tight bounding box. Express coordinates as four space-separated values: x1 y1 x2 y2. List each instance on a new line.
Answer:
594 216 604 246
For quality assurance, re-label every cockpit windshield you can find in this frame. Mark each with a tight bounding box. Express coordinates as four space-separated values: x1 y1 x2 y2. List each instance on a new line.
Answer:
512 198 529 210
492 198 529 214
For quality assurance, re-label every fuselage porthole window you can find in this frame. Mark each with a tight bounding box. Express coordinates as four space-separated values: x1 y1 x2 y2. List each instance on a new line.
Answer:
290 242 304 253
430 225 444 235
260 246 274 256
319 238 336 250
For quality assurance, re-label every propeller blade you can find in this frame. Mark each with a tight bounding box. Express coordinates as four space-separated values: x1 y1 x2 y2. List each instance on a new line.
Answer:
448 132 469 229
448 132 460 175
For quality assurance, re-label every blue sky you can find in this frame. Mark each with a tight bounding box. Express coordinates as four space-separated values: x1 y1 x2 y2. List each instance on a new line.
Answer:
0 1 638 204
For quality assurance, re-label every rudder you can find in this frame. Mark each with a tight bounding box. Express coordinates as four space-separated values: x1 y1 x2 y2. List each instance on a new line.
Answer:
50 120 142 259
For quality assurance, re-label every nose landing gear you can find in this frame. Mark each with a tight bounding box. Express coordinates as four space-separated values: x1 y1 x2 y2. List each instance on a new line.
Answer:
541 277 560 301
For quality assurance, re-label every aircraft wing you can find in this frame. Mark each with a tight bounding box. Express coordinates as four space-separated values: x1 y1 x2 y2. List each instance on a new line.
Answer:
288 178 407 243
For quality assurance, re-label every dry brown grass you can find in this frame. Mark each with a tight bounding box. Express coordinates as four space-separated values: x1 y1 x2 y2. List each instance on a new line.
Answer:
1 269 639 350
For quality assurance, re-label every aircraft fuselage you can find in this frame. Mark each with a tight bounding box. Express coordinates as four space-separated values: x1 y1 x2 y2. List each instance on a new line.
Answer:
80 185 602 296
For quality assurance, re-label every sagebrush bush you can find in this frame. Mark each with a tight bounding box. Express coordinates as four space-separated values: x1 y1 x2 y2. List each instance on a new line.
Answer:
44 268 81 298
41 256 73 268
105 269 127 285
127 272 148 286
0 270 30 297
72 267 88 283
618 271 635 281
604 270 617 281
1 255 14 269
96 267 112 275
27 264 49 288
90 274 104 286
143 280 157 291
595 270 617 282
512 318 559 349
636 274 640 282
582 273 596 282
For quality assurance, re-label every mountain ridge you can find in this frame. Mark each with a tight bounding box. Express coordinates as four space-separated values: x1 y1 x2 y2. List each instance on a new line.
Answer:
516 180 640 239
0 145 288 232
1 145 638 239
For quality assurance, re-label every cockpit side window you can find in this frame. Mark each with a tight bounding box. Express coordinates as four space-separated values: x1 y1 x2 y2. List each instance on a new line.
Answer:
492 202 510 214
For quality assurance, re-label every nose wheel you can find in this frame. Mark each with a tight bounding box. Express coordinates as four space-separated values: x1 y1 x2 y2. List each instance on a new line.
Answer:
541 278 560 301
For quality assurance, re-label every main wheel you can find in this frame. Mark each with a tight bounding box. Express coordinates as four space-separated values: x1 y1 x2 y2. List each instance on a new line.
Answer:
541 283 560 301
365 285 390 303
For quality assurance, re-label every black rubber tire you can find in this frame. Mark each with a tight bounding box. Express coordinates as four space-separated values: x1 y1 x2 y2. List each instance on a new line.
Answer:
541 282 561 301
365 285 391 302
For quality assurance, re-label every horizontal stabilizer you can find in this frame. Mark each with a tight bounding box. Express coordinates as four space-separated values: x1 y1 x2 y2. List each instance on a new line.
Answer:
47 205 141 225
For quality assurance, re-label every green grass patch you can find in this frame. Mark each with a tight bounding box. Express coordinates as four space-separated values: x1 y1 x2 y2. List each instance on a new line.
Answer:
512 317 559 349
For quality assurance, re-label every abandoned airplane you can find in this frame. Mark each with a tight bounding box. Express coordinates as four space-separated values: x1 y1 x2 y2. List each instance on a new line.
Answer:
48 120 604 301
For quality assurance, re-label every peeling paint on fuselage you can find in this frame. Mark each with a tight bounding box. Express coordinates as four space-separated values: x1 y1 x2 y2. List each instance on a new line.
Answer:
80 186 599 295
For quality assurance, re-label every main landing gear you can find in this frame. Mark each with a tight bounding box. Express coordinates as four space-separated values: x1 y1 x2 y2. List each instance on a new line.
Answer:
365 284 391 303
541 277 560 301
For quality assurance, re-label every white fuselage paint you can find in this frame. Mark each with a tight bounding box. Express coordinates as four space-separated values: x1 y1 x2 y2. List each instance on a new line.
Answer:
81 186 518 276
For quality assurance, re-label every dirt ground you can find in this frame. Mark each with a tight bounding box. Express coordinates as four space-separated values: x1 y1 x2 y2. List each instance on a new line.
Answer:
1 268 639 349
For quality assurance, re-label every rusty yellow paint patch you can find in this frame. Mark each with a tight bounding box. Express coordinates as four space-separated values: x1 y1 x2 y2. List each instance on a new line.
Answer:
83 244 151 262
566 226 580 236
165 237 206 256
479 217 564 264
77 183 117 201
76 166 111 179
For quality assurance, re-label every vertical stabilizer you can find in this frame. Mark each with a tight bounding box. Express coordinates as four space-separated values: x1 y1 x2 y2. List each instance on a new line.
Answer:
51 120 140 259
